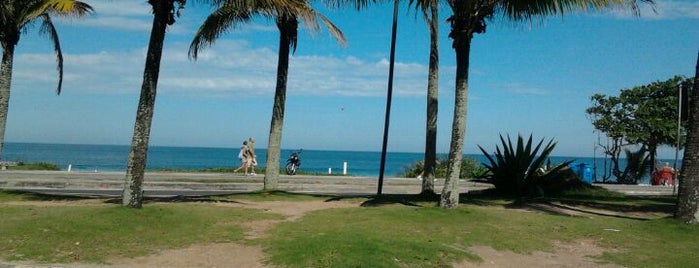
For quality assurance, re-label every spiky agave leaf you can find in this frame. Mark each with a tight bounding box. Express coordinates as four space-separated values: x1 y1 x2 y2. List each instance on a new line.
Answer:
478 133 572 197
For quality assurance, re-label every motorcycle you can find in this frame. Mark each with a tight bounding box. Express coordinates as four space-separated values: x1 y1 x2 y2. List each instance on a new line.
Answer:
285 149 302 175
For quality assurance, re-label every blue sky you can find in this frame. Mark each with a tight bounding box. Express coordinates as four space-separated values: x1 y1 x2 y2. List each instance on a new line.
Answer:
5 0 698 158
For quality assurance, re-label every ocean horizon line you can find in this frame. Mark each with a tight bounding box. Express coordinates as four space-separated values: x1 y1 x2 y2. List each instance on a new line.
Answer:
4 141 600 159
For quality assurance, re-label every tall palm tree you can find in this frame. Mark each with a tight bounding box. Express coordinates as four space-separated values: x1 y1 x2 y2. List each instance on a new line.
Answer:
122 0 186 208
439 0 650 208
0 0 92 166
190 0 345 190
675 51 699 224
412 0 440 195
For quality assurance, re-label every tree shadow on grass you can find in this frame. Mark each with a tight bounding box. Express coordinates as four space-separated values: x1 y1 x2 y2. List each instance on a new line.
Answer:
545 194 676 215
103 190 372 205
0 189 93 202
5 188 675 221
516 201 663 220
326 189 509 208
497 190 677 220
357 193 438 207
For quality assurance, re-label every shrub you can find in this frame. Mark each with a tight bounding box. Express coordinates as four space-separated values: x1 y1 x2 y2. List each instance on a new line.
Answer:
401 157 487 179
10 162 61 171
477 134 574 199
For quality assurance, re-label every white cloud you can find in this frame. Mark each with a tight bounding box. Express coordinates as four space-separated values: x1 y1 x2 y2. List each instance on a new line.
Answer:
602 0 699 20
12 39 444 98
651 0 699 19
87 0 153 17
66 0 281 36
79 16 152 32
64 0 195 34
75 0 152 32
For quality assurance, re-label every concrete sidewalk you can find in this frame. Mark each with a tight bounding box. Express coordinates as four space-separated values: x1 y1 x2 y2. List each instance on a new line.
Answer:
0 170 676 197
0 170 492 197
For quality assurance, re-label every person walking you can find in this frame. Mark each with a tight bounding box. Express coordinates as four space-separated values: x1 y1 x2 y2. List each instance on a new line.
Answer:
247 137 257 175
233 141 249 175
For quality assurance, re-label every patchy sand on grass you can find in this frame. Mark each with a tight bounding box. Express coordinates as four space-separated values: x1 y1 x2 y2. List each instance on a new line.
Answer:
3 199 654 268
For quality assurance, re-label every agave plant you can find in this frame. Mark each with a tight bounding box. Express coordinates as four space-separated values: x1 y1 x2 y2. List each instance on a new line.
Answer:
478 134 574 198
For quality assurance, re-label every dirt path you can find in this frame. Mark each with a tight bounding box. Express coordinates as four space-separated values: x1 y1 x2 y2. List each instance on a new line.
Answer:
2 200 642 268
107 200 359 268
106 200 626 268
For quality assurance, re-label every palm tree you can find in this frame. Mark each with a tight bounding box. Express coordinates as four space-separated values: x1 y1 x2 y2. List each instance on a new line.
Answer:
439 0 650 208
411 0 440 195
0 0 92 167
122 0 186 208
190 0 345 190
675 50 699 224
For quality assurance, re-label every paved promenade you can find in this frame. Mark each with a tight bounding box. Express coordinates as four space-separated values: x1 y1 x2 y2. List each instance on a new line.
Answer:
0 170 676 197
0 170 493 197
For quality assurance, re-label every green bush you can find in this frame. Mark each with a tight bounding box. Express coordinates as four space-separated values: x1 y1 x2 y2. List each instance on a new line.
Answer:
478 134 575 199
8 162 60 171
400 157 487 179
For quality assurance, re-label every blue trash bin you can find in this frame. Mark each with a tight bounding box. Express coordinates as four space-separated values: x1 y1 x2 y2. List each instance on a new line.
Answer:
578 163 593 184
568 163 580 176
568 162 593 184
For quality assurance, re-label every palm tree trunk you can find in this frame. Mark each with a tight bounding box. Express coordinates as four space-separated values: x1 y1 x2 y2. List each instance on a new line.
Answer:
0 45 15 165
421 3 439 195
675 50 699 224
440 28 472 209
264 16 296 190
122 0 171 208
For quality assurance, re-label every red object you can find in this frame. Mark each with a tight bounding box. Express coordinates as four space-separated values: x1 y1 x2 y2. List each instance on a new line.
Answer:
651 168 675 186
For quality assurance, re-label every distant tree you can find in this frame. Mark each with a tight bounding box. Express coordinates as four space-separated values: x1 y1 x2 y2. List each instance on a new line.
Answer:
587 94 629 181
439 0 649 209
190 0 345 190
123 0 185 208
0 0 92 166
676 51 699 224
586 76 691 183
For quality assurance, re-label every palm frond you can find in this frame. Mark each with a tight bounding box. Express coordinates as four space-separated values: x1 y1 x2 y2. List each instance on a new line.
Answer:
300 10 346 46
38 13 63 95
189 4 255 59
322 0 377 11
499 0 652 21
191 0 345 59
409 0 439 15
43 0 94 17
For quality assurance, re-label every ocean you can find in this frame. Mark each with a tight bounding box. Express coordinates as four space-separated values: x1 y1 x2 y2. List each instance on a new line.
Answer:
1 142 678 182
2 142 431 177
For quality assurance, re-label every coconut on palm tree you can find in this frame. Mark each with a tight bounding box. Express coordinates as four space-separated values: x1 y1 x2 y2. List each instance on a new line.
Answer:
189 0 345 190
0 0 92 167
439 0 651 208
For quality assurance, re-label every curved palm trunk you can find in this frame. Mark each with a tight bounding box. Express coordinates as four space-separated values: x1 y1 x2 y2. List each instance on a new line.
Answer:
264 15 297 190
440 25 472 209
676 50 699 223
0 45 15 165
122 0 171 208
420 3 439 194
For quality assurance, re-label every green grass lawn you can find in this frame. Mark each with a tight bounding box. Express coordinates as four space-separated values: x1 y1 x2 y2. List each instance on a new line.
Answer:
1 190 697 267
